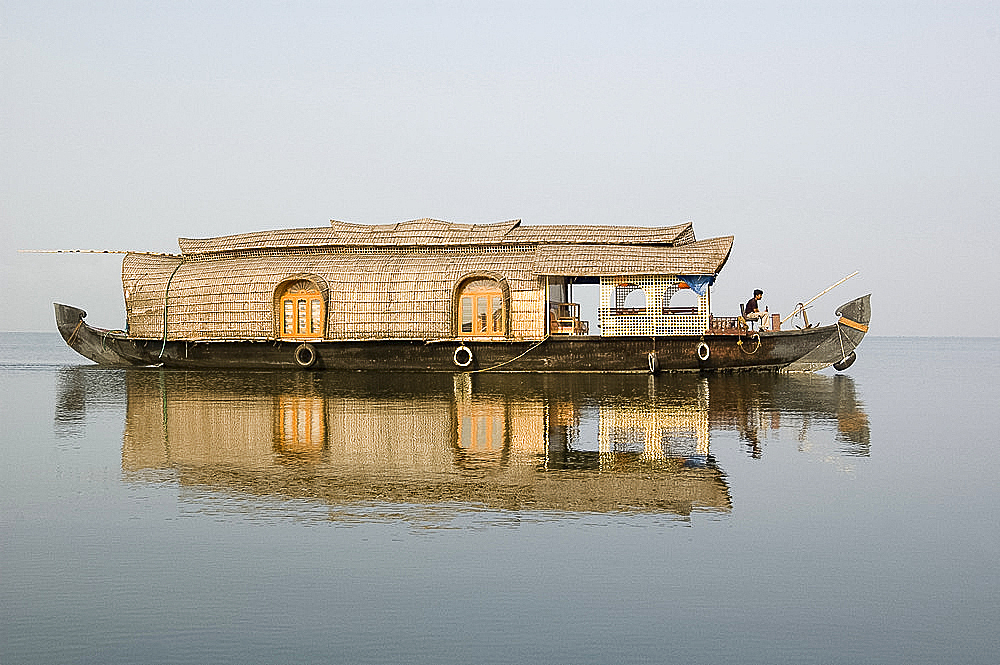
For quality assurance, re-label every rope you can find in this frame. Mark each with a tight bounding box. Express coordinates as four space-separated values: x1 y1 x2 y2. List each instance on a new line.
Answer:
66 319 84 346
737 332 761 354
472 335 550 373
836 320 861 361
159 261 183 358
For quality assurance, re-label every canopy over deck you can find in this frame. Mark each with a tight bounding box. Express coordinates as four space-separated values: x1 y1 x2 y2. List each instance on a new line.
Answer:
532 236 733 277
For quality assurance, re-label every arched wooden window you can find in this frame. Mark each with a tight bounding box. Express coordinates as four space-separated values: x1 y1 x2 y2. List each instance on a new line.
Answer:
457 278 506 337
277 279 325 339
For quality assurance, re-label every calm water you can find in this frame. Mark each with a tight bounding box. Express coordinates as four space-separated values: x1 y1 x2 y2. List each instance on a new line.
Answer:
1 333 997 664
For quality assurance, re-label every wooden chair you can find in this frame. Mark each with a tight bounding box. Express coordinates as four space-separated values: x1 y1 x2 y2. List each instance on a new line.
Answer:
550 302 588 335
739 302 757 330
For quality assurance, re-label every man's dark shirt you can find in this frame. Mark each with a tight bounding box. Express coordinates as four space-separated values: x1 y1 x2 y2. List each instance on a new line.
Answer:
745 297 760 315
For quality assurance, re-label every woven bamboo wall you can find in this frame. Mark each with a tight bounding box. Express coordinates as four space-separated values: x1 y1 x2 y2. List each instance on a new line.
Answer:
124 247 545 341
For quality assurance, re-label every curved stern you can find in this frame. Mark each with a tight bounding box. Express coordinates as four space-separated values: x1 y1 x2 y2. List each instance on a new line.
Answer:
54 303 153 366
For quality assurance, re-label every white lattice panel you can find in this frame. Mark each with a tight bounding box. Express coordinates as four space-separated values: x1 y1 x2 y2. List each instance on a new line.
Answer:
598 276 710 336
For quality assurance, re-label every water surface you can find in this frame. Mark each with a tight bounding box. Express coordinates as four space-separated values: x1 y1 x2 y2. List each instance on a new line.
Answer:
1 333 997 664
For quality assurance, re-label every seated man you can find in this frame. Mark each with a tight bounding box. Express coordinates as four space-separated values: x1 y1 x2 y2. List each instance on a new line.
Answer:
744 289 769 329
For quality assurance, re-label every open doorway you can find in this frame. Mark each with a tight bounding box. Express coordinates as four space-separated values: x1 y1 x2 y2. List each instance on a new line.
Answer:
548 277 599 335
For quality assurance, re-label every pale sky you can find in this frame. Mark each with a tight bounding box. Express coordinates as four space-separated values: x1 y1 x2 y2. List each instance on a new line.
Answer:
3 1 998 336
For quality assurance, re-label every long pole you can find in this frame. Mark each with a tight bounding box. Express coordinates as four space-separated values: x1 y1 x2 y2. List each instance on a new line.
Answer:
781 271 859 324
17 249 129 253
18 249 177 256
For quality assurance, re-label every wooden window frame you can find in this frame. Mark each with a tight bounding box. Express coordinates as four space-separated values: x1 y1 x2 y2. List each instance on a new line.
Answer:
275 278 326 340
455 275 509 338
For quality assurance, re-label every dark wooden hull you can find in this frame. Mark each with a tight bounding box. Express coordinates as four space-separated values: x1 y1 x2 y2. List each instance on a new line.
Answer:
55 296 871 373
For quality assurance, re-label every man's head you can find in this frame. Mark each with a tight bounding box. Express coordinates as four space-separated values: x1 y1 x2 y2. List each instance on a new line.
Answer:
753 289 763 299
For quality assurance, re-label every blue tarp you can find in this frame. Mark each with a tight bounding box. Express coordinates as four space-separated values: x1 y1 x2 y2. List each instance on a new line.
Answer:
678 275 715 296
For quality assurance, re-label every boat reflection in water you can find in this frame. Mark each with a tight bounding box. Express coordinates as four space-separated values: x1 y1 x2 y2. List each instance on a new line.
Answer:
57 369 869 520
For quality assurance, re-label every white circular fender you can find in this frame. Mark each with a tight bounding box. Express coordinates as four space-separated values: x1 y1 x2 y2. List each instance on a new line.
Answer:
696 342 710 361
294 343 317 368
453 344 473 368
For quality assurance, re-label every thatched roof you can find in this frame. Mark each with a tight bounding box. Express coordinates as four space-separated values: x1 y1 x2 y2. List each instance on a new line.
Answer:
533 236 734 277
177 218 697 256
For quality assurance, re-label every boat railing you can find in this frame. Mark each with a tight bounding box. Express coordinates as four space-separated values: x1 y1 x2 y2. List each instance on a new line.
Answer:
708 315 745 334
707 314 782 334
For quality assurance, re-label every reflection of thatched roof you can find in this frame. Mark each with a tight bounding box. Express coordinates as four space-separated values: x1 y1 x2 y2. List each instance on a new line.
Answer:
177 461 731 516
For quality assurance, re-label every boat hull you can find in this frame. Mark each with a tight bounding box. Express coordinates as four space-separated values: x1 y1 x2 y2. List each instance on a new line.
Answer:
54 295 871 373
783 294 871 371
54 304 151 367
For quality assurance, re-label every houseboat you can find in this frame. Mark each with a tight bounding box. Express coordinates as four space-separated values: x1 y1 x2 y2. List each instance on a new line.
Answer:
54 218 871 372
